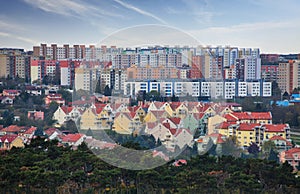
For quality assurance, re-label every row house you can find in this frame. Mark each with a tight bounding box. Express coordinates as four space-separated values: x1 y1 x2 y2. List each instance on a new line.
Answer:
145 121 193 151
53 106 82 126
0 134 24 150
216 121 290 147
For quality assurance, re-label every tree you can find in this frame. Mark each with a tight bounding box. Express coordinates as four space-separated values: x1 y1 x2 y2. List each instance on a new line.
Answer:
247 142 260 157
57 89 72 103
95 78 102 94
221 136 241 157
104 85 111 96
261 140 276 159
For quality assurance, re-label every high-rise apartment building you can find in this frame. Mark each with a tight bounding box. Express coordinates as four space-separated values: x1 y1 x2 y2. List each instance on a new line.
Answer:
278 60 300 94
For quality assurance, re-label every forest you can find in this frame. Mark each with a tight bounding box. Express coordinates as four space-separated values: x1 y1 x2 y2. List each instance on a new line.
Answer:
1 137 300 193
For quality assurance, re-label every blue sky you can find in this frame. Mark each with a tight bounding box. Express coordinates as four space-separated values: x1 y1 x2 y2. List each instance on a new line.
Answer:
0 0 300 53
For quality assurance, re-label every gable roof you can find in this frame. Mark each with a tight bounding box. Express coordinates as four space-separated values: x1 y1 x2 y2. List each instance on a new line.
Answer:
250 112 272 120
168 117 181 125
61 133 84 143
0 134 18 143
61 106 74 114
238 123 260 131
269 135 292 146
284 148 300 160
23 126 37 135
0 125 21 133
263 124 288 132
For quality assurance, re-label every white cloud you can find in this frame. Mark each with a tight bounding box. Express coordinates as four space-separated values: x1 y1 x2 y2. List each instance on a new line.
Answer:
0 31 39 45
113 0 167 24
23 0 122 18
187 20 300 53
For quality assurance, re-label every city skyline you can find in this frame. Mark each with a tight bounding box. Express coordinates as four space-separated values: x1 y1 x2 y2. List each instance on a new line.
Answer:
1 0 300 53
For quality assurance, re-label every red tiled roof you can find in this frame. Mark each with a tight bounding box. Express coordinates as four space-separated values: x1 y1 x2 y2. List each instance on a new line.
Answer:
61 106 74 114
0 125 21 133
23 127 37 134
153 102 164 108
269 135 292 146
224 114 238 122
230 112 252 120
238 123 260 131
168 117 181 125
129 111 136 119
264 124 288 132
216 135 224 144
217 122 233 129
3 89 20 94
150 110 166 118
162 122 171 129
0 134 18 143
44 128 58 136
169 128 177 135
170 102 182 110
284 148 300 160
250 112 272 120
174 128 192 137
61 133 84 143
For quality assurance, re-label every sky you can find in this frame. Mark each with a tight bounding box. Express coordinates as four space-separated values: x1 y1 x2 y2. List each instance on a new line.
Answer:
0 0 300 53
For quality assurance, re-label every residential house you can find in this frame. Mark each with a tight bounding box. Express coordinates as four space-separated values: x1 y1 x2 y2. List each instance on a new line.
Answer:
0 125 21 135
146 122 176 150
0 96 14 105
25 86 42 96
144 110 170 123
2 89 21 98
262 124 290 140
45 93 65 106
80 107 97 130
236 123 261 147
279 148 300 171
172 102 189 118
27 110 44 120
196 133 225 155
250 112 272 124
182 113 199 133
21 126 37 144
207 114 227 134
174 128 194 149
269 135 292 152
44 128 63 140
112 112 135 134
61 133 86 147
0 134 24 150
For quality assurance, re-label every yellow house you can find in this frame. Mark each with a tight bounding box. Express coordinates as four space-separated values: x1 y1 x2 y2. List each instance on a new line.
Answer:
96 108 110 130
250 112 272 124
172 103 189 119
236 123 260 147
80 107 97 130
224 112 252 123
0 134 24 150
128 106 147 123
263 124 289 140
144 110 170 123
207 115 226 134
192 104 216 115
112 112 134 134
215 106 233 115
161 102 174 117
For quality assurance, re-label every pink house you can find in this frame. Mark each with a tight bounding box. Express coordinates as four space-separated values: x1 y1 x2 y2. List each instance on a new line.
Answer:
27 110 44 120
280 148 300 171
45 93 65 106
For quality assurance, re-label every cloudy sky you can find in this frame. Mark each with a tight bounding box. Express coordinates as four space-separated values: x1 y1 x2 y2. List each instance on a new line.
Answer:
0 0 300 53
